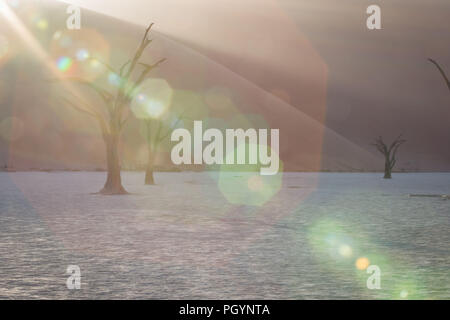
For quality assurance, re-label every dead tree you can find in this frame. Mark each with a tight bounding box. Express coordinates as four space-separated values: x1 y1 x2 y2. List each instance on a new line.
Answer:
428 58 450 92
143 113 185 185
372 135 406 179
55 23 165 194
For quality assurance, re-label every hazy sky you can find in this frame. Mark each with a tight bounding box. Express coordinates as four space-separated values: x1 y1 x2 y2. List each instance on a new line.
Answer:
2 0 448 169
56 0 450 91
54 0 450 167
58 0 325 74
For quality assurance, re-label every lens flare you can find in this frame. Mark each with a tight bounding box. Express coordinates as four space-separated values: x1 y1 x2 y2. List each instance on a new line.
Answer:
131 78 173 120
89 58 100 68
56 56 73 72
389 274 427 300
108 72 121 87
217 142 283 206
147 100 166 118
247 175 264 192
59 35 72 48
218 171 282 207
52 30 62 40
35 18 48 31
137 94 146 102
76 49 90 61
50 29 110 80
171 90 209 121
338 244 353 258
355 257 370 270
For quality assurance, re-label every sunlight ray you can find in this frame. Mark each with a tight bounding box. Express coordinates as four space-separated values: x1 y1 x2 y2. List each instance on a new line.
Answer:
0 1 97 115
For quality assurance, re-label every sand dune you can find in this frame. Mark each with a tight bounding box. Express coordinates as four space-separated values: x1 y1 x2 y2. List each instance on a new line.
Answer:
0 0 448 171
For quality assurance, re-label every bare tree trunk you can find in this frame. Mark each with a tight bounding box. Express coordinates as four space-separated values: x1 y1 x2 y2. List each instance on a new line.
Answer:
100 134 127 194
384 157 392 179
145 145 156 185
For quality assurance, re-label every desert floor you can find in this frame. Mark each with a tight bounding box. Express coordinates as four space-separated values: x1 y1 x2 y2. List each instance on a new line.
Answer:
0 172 449 299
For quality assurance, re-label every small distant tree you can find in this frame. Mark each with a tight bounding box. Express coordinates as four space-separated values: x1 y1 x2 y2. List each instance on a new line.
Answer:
372 135 406 179
142 114 185 185
55 23 165 194
428 58 450 92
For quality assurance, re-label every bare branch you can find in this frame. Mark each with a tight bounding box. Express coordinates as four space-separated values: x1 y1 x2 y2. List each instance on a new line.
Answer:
124 23 155 80
88 57 117 75
371 136 388 155
119 60 131 76
390 139 406 163
114 23 158 120
129 58 167 96
59 96 97 118
372 144 385 155
388 134 406 153
428 58 450 92
52 77 112 105
390 159 396 169
119 115 130 130
157 111 187 143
